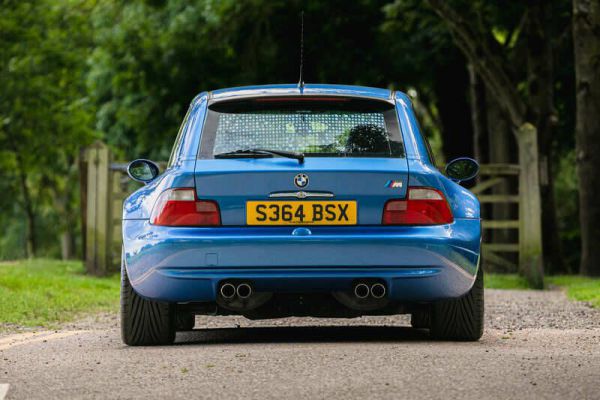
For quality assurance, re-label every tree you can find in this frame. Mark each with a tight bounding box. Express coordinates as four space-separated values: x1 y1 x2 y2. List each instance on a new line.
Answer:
88 0 407 160
0 0 94 258
573 0 600 276
421 0 581 287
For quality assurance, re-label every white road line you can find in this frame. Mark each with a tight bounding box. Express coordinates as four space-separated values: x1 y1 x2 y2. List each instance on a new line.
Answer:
0 384 9 400
0 331 85 351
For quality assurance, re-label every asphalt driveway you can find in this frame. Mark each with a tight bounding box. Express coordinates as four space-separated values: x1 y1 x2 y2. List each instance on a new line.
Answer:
1 289 599 399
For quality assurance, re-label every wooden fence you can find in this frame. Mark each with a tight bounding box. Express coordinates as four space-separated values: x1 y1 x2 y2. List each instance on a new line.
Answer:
81 141 543 282
80 141 131 275
474 164 521 271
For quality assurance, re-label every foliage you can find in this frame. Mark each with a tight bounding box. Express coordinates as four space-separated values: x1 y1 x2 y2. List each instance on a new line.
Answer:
87 0 400 160
0 0 96 258
0 259 119 329
0 0 587 273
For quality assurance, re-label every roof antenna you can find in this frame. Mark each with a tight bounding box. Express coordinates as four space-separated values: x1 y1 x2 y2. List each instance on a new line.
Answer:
297 11 305 92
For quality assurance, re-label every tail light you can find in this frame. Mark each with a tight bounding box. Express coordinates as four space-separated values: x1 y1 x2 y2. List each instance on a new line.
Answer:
382 187 453 225
150 188 220 226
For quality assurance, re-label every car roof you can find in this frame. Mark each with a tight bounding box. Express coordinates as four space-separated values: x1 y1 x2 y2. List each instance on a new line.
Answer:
209 84 397 103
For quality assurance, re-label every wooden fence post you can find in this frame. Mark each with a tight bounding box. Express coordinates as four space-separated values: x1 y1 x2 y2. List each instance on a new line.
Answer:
84 141 113 276
517 123 544 289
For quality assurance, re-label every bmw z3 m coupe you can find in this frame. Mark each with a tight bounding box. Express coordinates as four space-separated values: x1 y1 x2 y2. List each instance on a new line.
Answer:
121 84 482 345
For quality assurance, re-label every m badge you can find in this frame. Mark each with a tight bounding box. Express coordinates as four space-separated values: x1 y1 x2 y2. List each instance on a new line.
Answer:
385 180 403 188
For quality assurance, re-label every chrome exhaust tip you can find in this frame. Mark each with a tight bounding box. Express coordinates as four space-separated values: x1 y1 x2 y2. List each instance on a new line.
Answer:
370 283 386 299
220 283 236 299
354 283 370 299
236 283 253 299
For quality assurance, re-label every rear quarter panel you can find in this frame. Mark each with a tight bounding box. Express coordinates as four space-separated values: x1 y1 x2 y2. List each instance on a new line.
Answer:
123 93 208 220
122 160 197 220
395 92 480 220
407 160 480 219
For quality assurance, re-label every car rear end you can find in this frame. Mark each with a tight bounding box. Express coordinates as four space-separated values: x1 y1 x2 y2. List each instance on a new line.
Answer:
121 88 482 344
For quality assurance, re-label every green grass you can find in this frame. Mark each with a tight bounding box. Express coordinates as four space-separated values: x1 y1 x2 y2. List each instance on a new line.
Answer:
0 259 119 329
546 275 600 308
485 273 530 290
487 273 600 308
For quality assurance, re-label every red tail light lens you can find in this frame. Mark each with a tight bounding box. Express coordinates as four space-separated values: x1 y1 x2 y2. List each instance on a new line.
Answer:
382 187 453 225
150 188 221 226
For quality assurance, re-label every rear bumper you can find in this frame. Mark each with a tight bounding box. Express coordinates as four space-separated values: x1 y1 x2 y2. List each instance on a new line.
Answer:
123 219 481 303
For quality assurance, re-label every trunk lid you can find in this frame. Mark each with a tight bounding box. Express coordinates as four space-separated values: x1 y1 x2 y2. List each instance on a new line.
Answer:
194 157 408 225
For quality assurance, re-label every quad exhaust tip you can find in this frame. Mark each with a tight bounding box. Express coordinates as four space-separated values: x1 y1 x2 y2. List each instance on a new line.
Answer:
370 283 386 299
220 283 236 299
353 282 387 299
354 283 370 299
236 283 253 299
220 282 253 300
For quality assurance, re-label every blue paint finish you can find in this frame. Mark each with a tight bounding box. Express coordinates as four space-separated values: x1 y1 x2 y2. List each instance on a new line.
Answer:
129 267 472 303
123 219 480 302
177 93 208 162
395 92 423 161
122 84 482 311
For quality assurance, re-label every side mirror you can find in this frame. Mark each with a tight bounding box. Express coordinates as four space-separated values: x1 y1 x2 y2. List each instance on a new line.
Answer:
127 159 160 184
445 157 479 183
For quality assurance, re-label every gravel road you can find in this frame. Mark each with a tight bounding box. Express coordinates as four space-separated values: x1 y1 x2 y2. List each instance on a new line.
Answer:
1 289 599 400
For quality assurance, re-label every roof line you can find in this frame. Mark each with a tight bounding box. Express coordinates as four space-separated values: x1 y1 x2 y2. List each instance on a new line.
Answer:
207 92 395 105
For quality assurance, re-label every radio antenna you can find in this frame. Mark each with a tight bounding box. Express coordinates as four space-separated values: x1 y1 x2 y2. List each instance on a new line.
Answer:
298 11 305 91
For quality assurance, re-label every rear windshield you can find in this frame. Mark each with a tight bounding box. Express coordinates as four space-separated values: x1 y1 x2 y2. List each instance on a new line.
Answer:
199 97 404 158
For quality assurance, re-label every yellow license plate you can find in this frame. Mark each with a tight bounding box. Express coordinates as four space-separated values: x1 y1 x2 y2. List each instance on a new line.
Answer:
246 201 357 225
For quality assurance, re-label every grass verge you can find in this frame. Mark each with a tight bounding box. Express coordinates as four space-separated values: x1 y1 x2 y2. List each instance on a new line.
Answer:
487 273 600 308
0 259 119 330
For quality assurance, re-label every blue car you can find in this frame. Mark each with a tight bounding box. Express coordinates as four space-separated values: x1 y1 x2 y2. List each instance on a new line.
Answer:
121 84 483 345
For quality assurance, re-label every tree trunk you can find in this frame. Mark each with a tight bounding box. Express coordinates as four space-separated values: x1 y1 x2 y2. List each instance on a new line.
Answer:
7 133 37 258
53 178 76 260
573 0 600 276
17 164 36 258
57 191 76 260
526 0 568 274
61 230 75 260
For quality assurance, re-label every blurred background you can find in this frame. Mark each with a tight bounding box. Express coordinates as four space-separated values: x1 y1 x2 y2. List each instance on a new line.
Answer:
0 0 597 280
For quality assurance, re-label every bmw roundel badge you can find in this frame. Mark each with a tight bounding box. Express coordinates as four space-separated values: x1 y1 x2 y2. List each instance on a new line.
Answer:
294 173 309 188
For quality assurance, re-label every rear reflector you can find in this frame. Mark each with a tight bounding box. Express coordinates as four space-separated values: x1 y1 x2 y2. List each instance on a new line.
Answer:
150 188 221 226
382 187 453 225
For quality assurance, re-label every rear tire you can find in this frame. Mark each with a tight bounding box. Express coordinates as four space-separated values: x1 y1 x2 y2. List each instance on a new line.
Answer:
430 266 484 341
121 261 176 346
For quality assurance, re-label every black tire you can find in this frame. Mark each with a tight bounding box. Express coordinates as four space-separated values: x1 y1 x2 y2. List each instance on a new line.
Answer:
121 262 176 346
176 312 195 331
430 266 484 341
